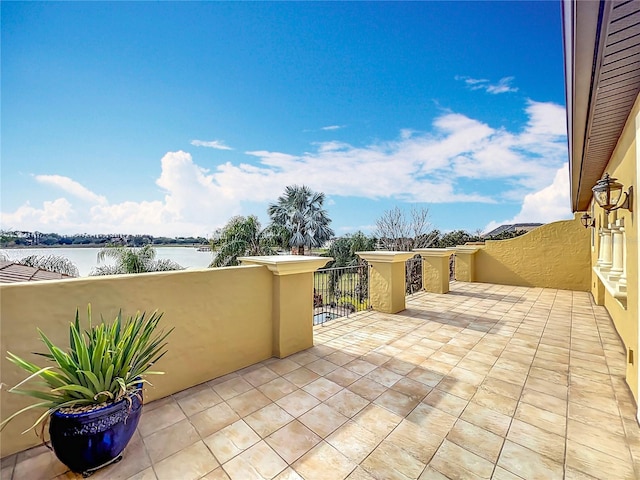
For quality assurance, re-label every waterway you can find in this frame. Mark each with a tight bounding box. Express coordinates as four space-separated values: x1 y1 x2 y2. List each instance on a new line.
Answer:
0 246 215 277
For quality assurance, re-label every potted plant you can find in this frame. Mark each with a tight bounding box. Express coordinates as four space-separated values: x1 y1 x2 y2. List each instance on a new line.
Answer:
0 305 172 476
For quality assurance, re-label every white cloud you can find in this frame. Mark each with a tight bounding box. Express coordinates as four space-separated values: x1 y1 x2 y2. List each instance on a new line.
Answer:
321 125 344 131
2 101 568 236
190 139 233 150
456 75 518 94
35 175 107 205
483 165 573 233
1 198 74 230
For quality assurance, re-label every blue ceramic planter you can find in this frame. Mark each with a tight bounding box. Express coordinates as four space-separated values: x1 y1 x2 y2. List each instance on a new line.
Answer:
49 386 143 475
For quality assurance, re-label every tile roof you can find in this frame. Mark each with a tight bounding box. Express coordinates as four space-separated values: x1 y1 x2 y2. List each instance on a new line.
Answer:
0 261 72 283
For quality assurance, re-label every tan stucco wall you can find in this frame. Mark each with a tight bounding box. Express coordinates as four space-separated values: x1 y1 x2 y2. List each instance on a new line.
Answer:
589 93 639 401
0 266 273 457
474 214 591 291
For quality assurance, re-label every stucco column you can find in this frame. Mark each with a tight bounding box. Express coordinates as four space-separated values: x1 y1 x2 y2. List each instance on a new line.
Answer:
239 255 331 358
414 248 454 294
609 219 624 281
597 226 612 271
356 251 415 314
449 246 481 282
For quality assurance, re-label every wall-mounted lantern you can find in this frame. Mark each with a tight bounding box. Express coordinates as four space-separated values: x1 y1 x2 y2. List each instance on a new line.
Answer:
592 173 633 212
580 212 595 228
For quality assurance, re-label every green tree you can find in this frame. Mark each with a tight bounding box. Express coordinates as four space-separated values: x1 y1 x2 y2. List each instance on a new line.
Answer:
268 185 334 255
326 232 375 268
210 215 275 268
91 244 183 275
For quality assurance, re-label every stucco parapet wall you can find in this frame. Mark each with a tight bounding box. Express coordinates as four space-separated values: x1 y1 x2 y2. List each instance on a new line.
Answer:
356 251 416 263
447 246 482 254
413 248 454 258
238 255 331 275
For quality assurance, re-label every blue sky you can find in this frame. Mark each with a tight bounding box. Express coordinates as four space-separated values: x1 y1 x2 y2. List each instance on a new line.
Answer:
1 1 571 237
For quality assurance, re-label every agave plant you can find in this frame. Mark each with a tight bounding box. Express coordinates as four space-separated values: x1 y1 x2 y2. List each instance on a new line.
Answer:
0 306 172 433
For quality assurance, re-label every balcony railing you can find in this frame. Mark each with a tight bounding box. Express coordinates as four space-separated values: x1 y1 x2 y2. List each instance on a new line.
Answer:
313 263 370 325
405 255 423 295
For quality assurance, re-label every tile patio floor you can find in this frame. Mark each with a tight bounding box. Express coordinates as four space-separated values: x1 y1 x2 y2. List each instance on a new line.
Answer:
3 282 640 480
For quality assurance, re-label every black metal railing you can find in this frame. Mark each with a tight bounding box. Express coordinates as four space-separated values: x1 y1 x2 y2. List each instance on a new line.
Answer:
313 263 370 325
405 255 423 295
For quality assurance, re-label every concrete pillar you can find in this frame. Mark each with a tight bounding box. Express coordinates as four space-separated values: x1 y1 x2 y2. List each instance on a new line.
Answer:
239 255 331 358
414 248 454 294
597 226 612 270
449 246 481 282
609 219 624 281
356 251 415 314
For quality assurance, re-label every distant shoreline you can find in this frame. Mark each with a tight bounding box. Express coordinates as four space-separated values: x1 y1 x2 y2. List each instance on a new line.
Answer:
0 244 204 249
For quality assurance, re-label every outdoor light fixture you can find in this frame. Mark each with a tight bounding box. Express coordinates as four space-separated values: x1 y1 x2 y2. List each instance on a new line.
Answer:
592 173 633 213
580 212 595 228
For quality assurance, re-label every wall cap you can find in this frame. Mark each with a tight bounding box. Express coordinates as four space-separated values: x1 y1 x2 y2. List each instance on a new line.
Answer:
447 246 482 254
238 255 331 275
356 251 415 263
413 248 454 258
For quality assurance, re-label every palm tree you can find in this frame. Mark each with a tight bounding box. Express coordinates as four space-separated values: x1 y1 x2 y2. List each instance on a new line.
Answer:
210 215 275 267
267 185 334 255
1 253 79 277
91 244 183 275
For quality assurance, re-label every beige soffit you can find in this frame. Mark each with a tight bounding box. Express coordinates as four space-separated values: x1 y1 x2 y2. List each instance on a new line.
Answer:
564 0 640 212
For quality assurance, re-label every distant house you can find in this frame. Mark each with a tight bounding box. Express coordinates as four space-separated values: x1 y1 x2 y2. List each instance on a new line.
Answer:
483 223 543 238
0 261 73 283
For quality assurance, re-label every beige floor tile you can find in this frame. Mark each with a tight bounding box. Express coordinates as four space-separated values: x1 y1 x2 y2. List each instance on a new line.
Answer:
175 384 223 417
418 466 450 480
222 441 287 480
353 404 404 440
202 467 232 479
423 388 468 417
384 357 419 375
302 377 343 401
519 387 566 416
386 419 443 463
324 389 370 417
258 377 299 401
346 467 377 480
244 403 294 438
91 432 151 480
226 388 272 417
293 441 356 480
567 401 625 436
299 403 349 438
326 420 381 463
514 402 566 437
448 366 486 387
361 440 426 480
154 441 218 480
203 420 261 464
13 448 70 480
268 359 302 376
407 367 444 387
190 402 241 437
373 389 421 417
429 439 494 479
524 376 568 400
406 403 457 439
306 358 340 376
435 376 477 400
391 377 433 399
528 365 568 386
325 366 362 387
565 439 635 479
266 420 321 464
460 401 512 437
138 402 186 437
365 366 403 388
497 440 563 480
506 419 565 463
447 419 504 463
345 359 379 376
471 387 518 417
288 351 320 366
273 467 304 480
143 418 200 463
567 418 632 461
326 351 358 367
276 389 321 417
348 377 387 401
213 377 255 401
490 466 524 480
480 377 523 401
126 467 157 480
284 367 321 388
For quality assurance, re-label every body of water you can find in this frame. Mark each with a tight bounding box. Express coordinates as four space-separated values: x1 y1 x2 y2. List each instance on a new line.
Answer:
0 247 215 277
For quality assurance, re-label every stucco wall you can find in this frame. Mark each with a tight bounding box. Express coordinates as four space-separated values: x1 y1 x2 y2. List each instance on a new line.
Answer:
590 94 639 402
0 265 273 457
474 214 591 291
